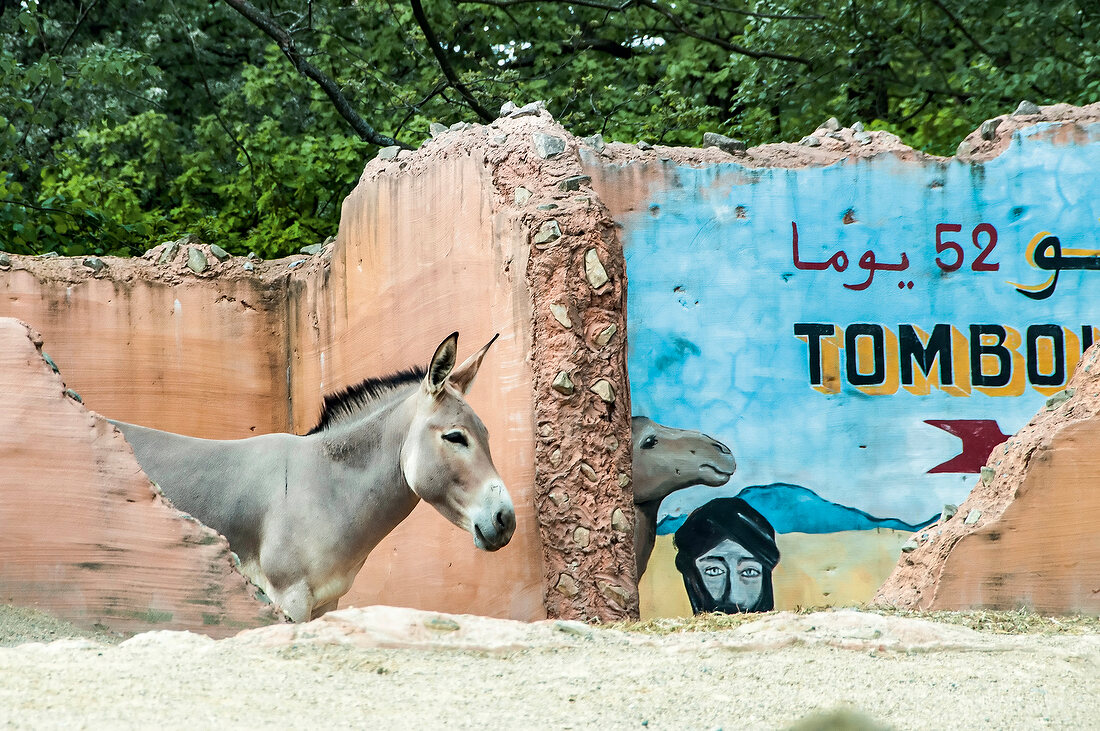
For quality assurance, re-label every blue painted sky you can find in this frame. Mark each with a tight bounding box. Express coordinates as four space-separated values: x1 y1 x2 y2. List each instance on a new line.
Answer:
625 123 1100 525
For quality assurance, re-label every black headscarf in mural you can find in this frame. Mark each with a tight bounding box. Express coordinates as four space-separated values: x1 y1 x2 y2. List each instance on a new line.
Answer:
673 497 781 614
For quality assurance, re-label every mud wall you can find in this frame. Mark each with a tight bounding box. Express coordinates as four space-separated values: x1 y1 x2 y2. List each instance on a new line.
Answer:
0 319 283 636
285 141 546 619
875 343 1100 614
283 111 635 621
0 109 636 628
0 254 292 438
5 100 1099 627
580 103 1100 617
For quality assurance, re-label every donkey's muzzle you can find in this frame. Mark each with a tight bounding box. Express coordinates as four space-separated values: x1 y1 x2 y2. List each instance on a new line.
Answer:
472 501 516 552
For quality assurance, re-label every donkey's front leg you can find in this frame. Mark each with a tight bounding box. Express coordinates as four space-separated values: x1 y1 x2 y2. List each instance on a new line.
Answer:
311 598 339 620
272 580 315 623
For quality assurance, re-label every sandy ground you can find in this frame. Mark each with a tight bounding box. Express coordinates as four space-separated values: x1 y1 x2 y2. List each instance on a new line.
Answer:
0 605 1097 730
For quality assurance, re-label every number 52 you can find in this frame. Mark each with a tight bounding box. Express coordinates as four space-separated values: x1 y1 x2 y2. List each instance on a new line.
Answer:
935 223 1000 272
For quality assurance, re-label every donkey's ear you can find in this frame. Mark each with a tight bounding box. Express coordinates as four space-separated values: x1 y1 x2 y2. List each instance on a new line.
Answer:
425 332 460 395
449 333 499 395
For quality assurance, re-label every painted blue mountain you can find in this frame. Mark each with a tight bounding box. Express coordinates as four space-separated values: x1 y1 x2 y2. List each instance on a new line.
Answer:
656 483 939 535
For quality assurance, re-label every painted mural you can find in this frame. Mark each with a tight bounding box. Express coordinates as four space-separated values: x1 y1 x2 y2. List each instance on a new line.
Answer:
631 416 736 577
673 497 780 613
626 123 1100 616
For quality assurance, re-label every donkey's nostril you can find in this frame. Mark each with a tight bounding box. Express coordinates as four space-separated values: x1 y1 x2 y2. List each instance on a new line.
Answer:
494 509 511 532
714 441 731 455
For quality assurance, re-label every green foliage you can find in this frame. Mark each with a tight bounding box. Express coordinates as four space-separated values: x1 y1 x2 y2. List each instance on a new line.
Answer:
1 0 1097 257
1 2 371 256
729 0 1100 153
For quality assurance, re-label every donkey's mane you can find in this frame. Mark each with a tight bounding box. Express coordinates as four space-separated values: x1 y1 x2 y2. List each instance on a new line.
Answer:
307 366 426 435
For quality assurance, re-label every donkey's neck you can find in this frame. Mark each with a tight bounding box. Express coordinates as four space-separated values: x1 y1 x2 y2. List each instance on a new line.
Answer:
316 391 421 560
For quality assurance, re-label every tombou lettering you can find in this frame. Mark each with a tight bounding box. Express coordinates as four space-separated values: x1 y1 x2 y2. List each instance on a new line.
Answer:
794 323 1097 396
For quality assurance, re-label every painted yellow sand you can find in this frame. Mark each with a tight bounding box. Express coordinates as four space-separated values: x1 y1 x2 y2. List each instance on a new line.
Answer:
640 529 913 618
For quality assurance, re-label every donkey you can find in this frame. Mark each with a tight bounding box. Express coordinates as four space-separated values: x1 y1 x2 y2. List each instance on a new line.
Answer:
631 416 736 578
111 333 515 622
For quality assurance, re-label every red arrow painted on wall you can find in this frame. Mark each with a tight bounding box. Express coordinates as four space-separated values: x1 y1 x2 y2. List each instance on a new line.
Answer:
925 419 1011 473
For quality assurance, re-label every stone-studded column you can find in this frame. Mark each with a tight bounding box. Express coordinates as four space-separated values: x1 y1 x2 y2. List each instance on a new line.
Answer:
488 111 637 621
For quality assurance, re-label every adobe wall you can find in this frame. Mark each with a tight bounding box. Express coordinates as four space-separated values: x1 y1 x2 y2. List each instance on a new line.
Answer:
580 102 1100 617
0 319 283 637
874 343 1100 614
303 113 636 621
4 99 1099 628
0 109 636 629
0 249 294 437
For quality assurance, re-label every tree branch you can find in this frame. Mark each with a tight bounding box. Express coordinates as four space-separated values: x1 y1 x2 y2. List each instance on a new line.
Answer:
59 0 101 55
408 0 494 122
896 90 935 124
637 0 810 65
454 0 810 64
925 0 1009 67
395 79 448 136
220 0 407 148
689 0 824 21
0 199 72 215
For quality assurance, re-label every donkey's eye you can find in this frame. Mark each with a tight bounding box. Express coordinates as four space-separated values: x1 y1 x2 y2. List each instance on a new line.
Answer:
442 430 469 447
640 435 658 450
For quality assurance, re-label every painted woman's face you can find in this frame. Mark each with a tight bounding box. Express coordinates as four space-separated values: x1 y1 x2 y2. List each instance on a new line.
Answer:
693 538 764 612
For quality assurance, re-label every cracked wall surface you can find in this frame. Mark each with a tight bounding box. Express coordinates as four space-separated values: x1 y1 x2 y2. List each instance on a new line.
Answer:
0 318 284 637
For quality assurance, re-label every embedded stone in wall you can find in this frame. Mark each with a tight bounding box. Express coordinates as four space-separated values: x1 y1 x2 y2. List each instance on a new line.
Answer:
154 239 181 264
702 132 746 153
1013 100 1041 116
590 379 615 403
582 133 605 152
594 324 617 347
534 220 561 246
555 574 579 597
549 303 572 329
598 580 630 606
533 133 566 159
187 247 208 273
552 371 575 395
584 249 609 289
558 175 591 192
